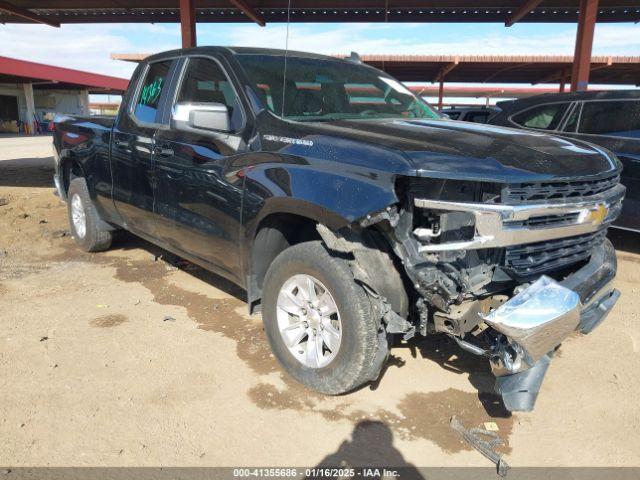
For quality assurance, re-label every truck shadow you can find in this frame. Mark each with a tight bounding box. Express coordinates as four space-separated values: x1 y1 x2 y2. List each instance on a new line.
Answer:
110 231 509 418
109 230 246 302
376 335 511 419
305 420 425 480
0 156 55 188
608 228 640 255
111 231 511 418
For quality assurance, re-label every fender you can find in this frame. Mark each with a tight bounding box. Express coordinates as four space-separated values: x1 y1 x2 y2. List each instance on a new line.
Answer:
54 116 121 225
238 152 404 309
240 157 400 246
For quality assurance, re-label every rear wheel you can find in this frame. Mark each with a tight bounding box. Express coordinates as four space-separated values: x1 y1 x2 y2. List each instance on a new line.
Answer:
67 177 112 252
262 241 381 394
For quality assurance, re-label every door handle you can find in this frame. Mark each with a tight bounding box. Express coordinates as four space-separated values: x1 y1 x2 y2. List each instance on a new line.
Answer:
153 146 174 157
156 163 182 180
114 140 129 149
157 164 182 175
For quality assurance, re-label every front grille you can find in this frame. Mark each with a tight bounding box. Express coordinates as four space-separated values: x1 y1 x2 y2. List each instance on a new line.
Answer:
507 212 580 229
505 230 606 277
502 174 620 204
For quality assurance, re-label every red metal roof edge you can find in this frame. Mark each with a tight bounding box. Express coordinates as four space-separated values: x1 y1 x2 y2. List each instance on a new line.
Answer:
408 85 559 93
350 54 640 64
0 56 129 92
113 52 640 65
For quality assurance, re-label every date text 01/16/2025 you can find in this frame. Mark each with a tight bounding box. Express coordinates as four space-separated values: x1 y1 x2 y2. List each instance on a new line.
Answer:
232 468 401 478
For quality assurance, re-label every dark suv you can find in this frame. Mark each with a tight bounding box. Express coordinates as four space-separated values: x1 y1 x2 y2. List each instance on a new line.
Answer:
442 106 500 123
489 90 640 231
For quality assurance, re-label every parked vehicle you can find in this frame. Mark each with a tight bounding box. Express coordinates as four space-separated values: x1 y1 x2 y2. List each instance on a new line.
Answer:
442 106 499 123
489 90 639 231
54 47 624 411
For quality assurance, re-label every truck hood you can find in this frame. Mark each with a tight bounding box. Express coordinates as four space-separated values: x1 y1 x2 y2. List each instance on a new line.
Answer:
320 118 620 183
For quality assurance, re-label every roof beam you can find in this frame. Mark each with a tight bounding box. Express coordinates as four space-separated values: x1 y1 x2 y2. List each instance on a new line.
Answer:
571 0 599 91
229 0 266 26
535 67 572 84
505 0 544 27
180 0 196 48
0 0 59 27
435 58 459 82
535 57 612 84
110 53 149 62
483 62 531 83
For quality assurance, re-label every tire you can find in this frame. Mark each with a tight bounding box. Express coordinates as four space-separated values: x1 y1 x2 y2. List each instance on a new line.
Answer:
67 177 112 252
262 240 381 395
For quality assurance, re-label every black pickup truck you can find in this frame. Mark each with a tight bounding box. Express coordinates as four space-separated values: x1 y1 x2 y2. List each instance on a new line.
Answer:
54 47 624 411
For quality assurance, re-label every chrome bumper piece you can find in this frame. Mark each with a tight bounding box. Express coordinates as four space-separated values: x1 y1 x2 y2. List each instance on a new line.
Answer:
483 275 581 374
484 239 619 411
413 184 625 252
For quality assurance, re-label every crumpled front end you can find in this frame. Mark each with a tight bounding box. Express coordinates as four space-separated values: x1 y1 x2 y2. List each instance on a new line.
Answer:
379 173 625 412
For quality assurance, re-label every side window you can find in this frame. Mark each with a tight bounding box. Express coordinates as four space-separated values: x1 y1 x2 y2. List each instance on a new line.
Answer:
512 103 570 130
465 111 491 123
176 58 243 131
578 100 640 138
133 60 172 124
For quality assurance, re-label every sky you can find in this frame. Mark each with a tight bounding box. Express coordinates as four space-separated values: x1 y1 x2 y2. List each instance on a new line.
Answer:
1 21 639 78
1 20 639 104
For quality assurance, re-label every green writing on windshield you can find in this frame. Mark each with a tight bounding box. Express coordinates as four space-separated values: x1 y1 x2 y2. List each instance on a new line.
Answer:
140 77 164 106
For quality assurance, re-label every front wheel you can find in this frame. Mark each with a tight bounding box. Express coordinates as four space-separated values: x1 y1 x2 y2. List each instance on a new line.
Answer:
67 177 113 252
262 241 382 394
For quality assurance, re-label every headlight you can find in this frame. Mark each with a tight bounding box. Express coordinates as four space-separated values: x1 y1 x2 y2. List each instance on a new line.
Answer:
396 176 503 203
395 177 503 244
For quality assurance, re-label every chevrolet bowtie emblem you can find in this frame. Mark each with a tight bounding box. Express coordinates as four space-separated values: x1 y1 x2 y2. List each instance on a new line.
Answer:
586 204 609 225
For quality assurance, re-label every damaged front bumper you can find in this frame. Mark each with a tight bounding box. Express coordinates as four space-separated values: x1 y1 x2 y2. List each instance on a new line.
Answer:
486 239 619 411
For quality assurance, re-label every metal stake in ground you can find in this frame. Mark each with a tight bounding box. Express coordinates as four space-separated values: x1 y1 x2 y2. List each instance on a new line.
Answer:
450 415 510 477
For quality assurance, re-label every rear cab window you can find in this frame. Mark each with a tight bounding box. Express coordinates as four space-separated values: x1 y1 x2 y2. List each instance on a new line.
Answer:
133 60 174 124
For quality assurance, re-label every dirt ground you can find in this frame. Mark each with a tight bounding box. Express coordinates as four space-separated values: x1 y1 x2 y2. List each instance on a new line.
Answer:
1 135 639 468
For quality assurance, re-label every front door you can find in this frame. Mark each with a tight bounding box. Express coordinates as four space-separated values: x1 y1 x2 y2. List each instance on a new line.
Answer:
111 59 176 236
153 56 247 282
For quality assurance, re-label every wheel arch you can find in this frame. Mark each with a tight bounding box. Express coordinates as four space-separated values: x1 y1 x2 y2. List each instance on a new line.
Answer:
246 211 324 313
245 208 409 320
240 160 407 315
60 152 86 197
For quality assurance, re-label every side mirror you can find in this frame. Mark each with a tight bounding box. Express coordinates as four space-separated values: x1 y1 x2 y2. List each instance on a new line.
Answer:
172 102 230 132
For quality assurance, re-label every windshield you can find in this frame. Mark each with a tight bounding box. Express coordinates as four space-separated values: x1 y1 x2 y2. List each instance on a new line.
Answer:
236 53 439 122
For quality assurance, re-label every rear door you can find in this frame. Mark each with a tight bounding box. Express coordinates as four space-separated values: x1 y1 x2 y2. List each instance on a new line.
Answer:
152 55 248 281
560 99 640 231
111 58 178 236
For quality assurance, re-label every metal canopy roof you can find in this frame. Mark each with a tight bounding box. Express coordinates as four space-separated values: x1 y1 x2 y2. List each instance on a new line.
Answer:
356 54 640 85
110 52 640 86
1 1 640 24
0 56 129 93
407 85 568 98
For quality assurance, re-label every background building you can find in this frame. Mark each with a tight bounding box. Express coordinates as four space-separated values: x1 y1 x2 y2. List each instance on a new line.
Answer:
0 56 126 133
